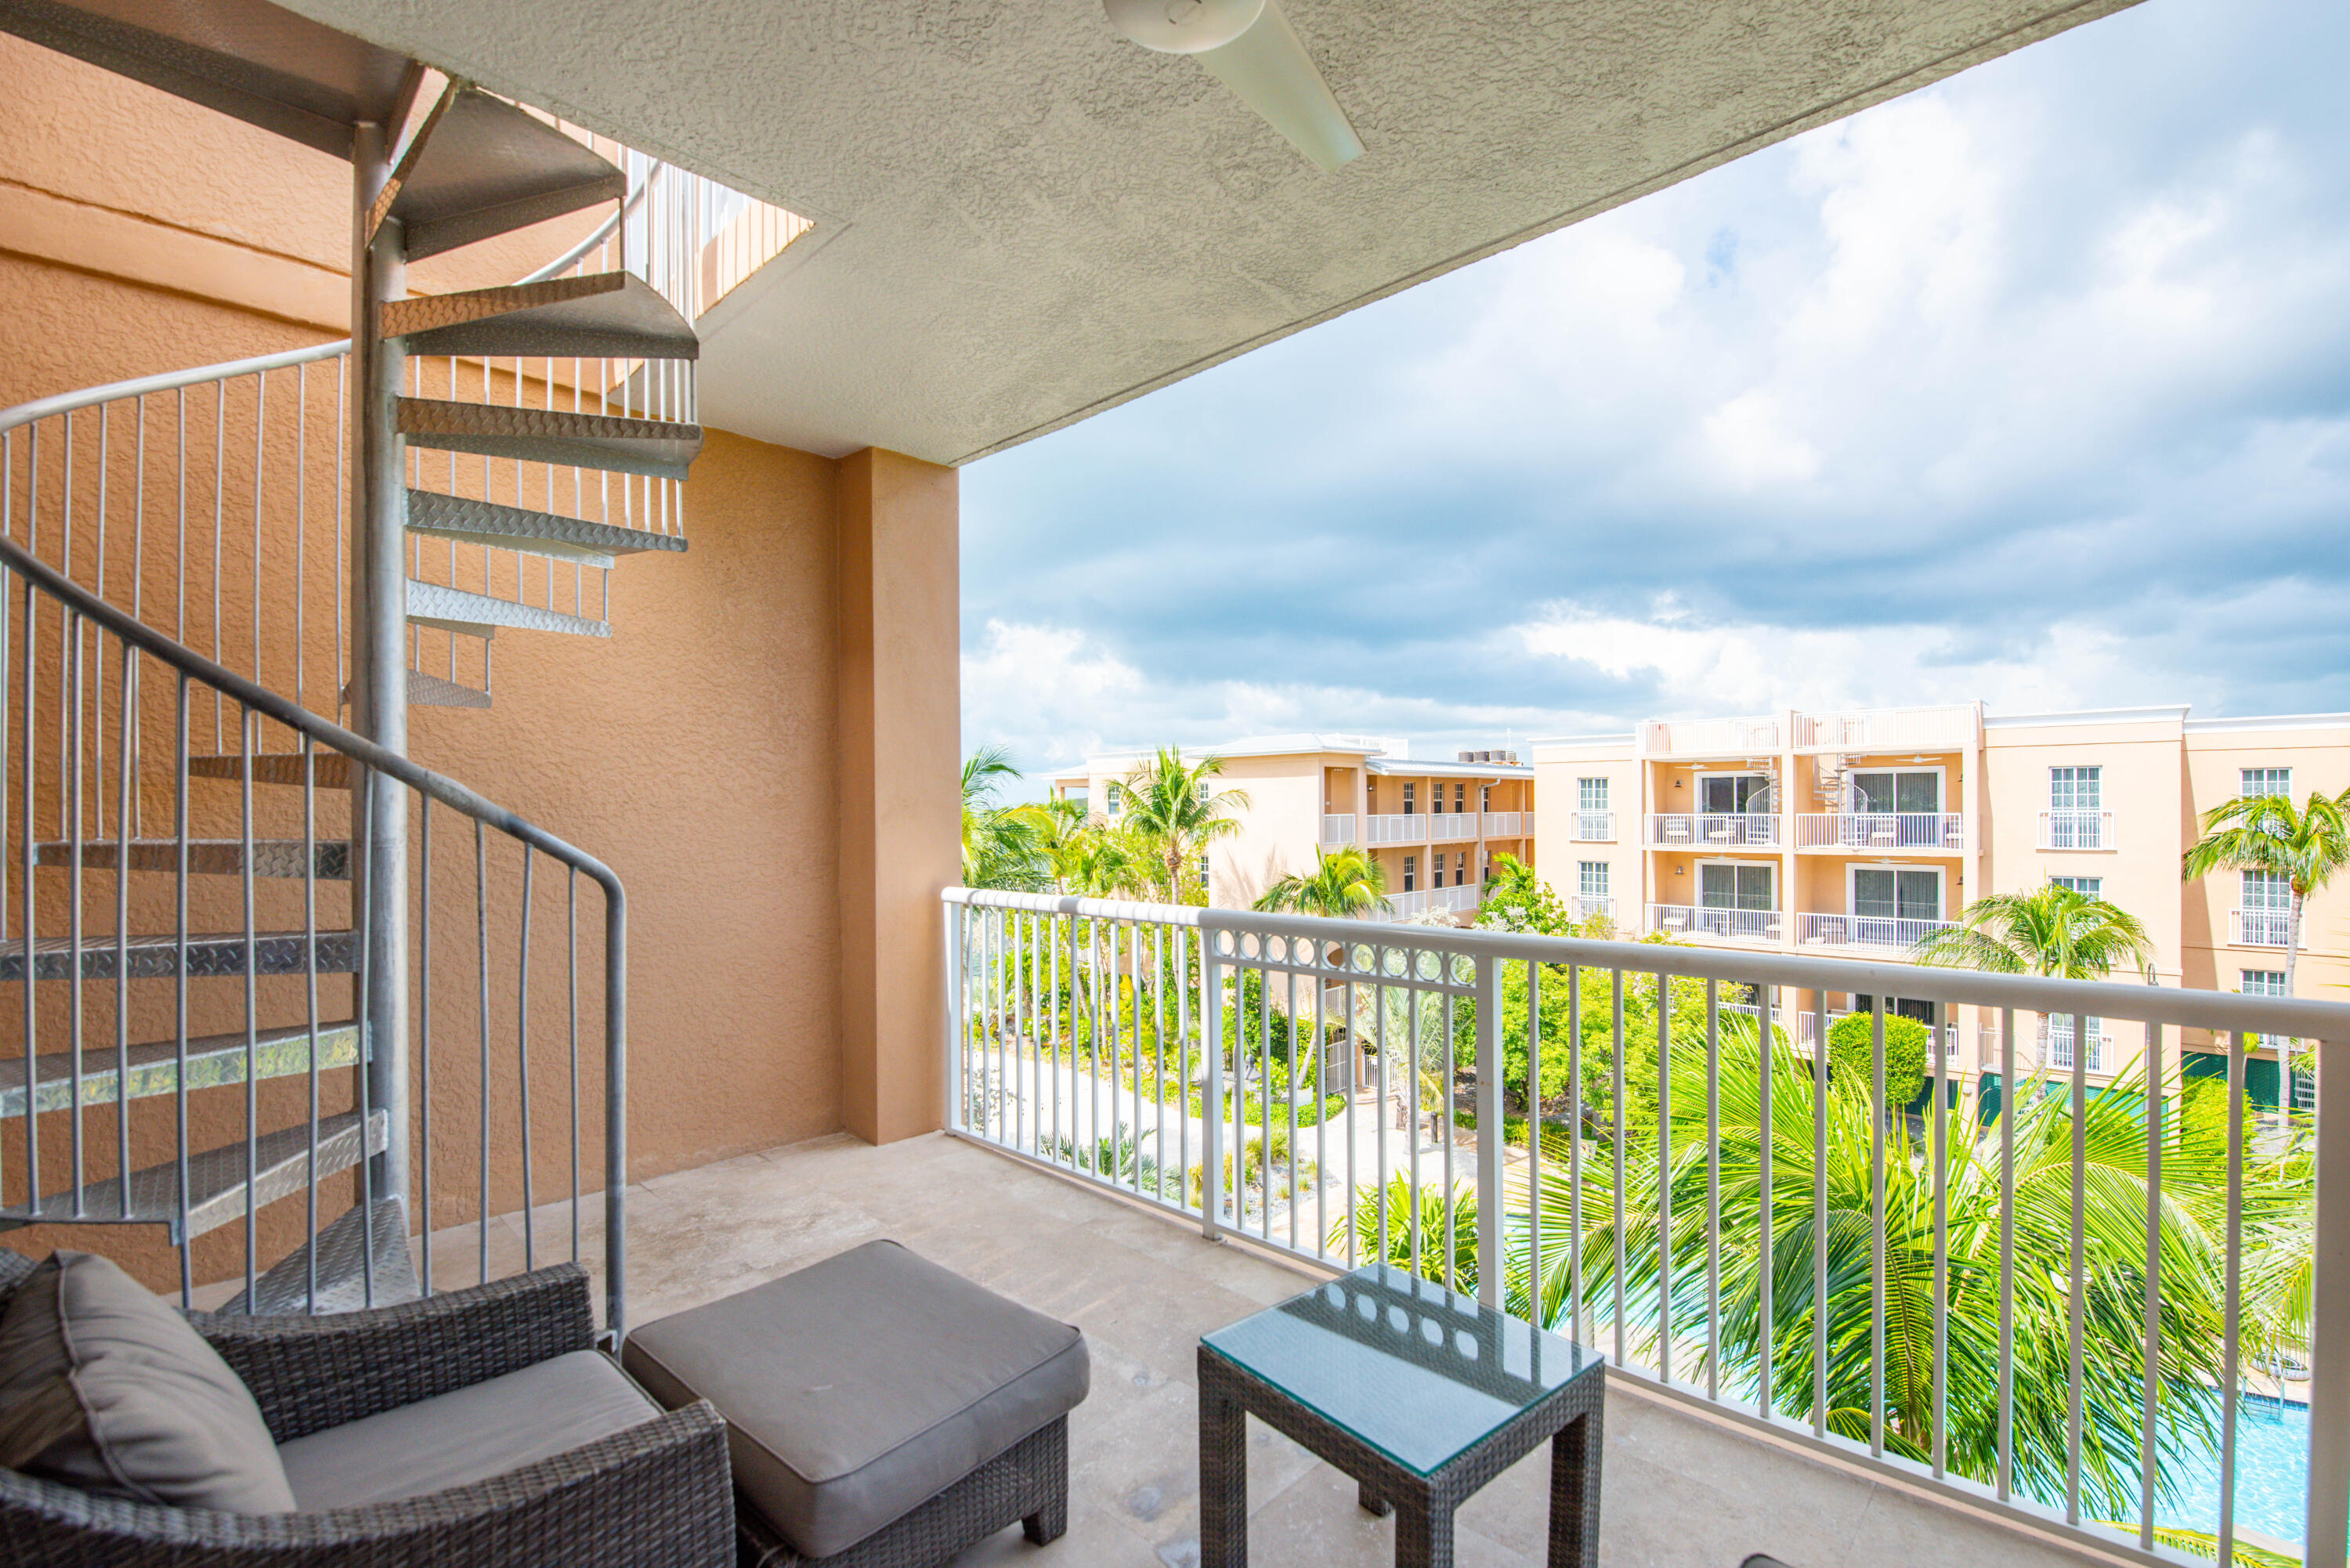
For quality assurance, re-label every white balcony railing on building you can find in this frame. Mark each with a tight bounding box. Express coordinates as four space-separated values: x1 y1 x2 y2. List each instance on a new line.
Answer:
1570 811 1616 841
1793 705 1974 752
1795 912 1957 949
1640 716 1782 756
1426 812 1479 844
1795 813 1965 851
1320 813 1355 846
1647 813 1781 848
2232 909 2300 948
1383 884 1482 919
944 886 2350 1568
2044 1017 2106 1072
1646 903 1782 941
1568 894 1615 924
2038 810 2115 851
1365 813 1426 845
1482 811 1524 837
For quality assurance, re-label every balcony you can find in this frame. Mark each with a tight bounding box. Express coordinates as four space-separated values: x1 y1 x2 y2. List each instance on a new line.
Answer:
1482 811 1524 837
1365 813 1426 844
1568 894 1614 923
1320 812 1355 845
1384 884 1481 919
1427 811 1480 844
2037 809 2114 851
1795 912 1957 950
1568 810 1615 841
1646 813 1780 849
1792 704 1974 752
1795 812 1963 852
1645 902 1782 941
2233 908 2301 948
1640 716 1781 757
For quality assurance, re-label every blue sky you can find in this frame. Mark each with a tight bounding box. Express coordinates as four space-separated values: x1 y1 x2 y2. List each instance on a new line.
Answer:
960 0 2350 785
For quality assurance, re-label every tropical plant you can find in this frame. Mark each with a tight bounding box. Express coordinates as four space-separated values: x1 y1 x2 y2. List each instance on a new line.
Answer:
1331 1172 1480 1298
2182 787 2350 999
1910 883 2153 980
960 746 1046 891
1254 845 1388 918
1477 853 1574 934
1824 1010 1932 1107
1115 747 1250 903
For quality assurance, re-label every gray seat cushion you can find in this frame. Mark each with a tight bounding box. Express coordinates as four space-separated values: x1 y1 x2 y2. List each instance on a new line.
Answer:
0 1250 296 1513
622 1239 1088 1559
277 1349 660 1510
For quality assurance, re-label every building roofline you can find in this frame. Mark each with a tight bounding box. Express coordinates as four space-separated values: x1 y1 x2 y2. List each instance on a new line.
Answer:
1982 705 2192 731
1528 733 1637 749
2184 713 2350 735
1366 759 1534 779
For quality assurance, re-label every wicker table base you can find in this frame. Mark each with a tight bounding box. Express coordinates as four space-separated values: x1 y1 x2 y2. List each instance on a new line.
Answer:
1197 1346 1602 1568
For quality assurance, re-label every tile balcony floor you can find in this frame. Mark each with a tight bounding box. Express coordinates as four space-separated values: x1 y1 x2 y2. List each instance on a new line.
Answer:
295 1132 2136 1568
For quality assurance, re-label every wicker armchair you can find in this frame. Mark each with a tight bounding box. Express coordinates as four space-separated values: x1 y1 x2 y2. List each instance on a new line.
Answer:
0 1255 735 1568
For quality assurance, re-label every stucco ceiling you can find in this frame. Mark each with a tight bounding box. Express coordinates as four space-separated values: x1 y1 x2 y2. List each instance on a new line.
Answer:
276 0 2137 465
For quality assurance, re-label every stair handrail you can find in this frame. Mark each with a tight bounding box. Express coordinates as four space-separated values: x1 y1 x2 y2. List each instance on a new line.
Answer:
0 530 631 1335
0 340 354 437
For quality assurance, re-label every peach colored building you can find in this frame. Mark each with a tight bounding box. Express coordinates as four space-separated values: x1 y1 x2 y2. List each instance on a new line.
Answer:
1050 735 1533 922
1533 704 2349 1112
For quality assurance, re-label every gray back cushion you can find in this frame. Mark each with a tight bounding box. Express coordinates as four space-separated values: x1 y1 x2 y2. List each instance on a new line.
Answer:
0 1250 296 1513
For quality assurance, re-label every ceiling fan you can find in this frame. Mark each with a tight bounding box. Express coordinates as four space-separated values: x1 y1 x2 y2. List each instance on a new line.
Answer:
1103 0 1363 172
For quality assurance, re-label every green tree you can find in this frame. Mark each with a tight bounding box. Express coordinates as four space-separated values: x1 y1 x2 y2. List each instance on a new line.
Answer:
1115 747 1250 904
1825 1010 1931 1107
2182 787 2350 1000
1910 883 2153 981
1253 845 1388 917
960 746 1045 891
1477 853 1574 934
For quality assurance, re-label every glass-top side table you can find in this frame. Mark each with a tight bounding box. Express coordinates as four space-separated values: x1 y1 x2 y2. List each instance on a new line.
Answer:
1198 1263 1604 1568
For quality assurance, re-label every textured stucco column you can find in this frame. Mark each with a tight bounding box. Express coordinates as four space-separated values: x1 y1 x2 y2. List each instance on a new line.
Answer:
836 448 960 1143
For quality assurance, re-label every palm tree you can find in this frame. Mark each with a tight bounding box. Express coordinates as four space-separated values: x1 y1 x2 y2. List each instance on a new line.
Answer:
1115 747 1250 902
1253 846 1387 917
1910 883 2153 980
960 746 1044 891
2182 788 2350 999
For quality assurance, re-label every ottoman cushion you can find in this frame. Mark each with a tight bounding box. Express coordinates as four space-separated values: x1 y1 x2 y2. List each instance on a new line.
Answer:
622 1239 1087 1559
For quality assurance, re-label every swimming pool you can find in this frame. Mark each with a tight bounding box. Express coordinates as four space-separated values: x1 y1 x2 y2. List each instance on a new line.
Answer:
2143 1394 2311 1553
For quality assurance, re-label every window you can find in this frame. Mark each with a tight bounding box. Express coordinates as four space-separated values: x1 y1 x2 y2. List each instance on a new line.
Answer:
1433 856 1446 888
1699 863 1774 911
1198 853 1211 887
1403 783 1416 815
2243 969 2288 1050
1579 862 1610 898
2243 768 2291 798
2243 870 2291 911
1402 855 1416 892
1480 785 1491 812
1578 777 1609 811
1455 851 1468 885
1104 783 1123 818
2050 876 2102 898
1849 769 1940 814
2049 767 2101 811
1454 782 1466 813
1853 868 1940 924
1698 773 1770 815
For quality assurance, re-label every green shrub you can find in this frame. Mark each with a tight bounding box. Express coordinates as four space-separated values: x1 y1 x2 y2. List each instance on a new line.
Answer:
1825 1011 1931 1105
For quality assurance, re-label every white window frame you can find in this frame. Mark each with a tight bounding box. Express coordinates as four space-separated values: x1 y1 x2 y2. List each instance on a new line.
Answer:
1846 765 1946 815
1403 782 1416 815
1697 771 1773 815
1402 854 1417 892
2049 875 2102 898
2048 765 2102 811
1578 776 1610 811
2241 767 2291 799
1579 861 1610 898
1847 862 1944 922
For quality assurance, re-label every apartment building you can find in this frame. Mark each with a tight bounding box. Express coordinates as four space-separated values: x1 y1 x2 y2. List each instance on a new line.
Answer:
1533 703 2350 1113
1050 735 1533 920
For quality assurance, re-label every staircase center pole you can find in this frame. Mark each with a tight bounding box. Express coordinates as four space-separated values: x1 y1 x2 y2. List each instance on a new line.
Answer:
352 119 410 1210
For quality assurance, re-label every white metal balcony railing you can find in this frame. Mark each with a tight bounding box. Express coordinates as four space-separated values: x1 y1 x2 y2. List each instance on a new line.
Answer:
2233 908 2300 948
1790 1010 1963 1063
1795 912 1958 949
1365 813 1427 845
1482 811 1524 837
1646 813 1781 848
2039 810 2115 851
1640 717 1781 756
1795 813 1965 852
1320 812 1356 846
1646 902 1783 941
1383 884 1483 920
2044 1017 2106 1073
943 886 2350 1568
1426 811 1479 844
1568 894 1615 924
1569 810 1616 841
1793 705 1974 752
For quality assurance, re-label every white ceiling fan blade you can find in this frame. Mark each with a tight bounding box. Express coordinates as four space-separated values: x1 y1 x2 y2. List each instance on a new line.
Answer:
1195 0 1362 172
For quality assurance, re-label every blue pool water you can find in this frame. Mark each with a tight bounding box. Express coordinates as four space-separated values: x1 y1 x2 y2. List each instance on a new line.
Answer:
2141 1395 2311 1553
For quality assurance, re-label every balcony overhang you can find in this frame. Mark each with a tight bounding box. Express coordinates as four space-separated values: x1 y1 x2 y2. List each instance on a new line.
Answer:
271 0 2138 464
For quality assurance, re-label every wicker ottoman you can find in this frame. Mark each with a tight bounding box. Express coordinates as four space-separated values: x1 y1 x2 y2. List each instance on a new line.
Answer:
622 1240 1089 1568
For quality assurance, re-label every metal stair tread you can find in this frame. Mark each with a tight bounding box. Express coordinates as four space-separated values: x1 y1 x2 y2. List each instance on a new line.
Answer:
396 398 701 482
407 669 492 709
36 839 351 880
375 85 624 262
405 490 689 565
0 1021 363 1119
384 273 697 361
407 580 610 638
189 753 354 789
0 1108 385 1241
0 930 358 982
223 1196 418 1314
